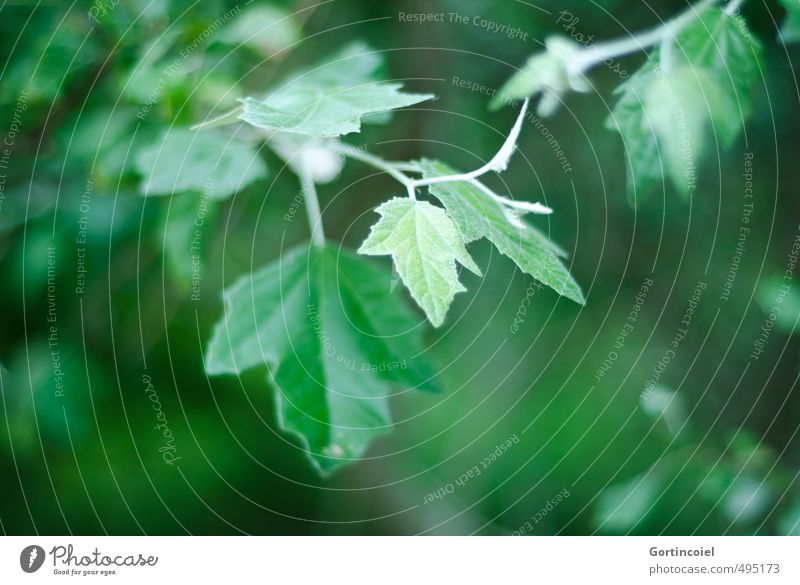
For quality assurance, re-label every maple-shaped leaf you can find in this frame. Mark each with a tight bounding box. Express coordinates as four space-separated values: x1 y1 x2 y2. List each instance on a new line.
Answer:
418 160 584 305
205 244 437 474
237 43 433 137
605 8 762 200
135 128 268 198
359 198 482 327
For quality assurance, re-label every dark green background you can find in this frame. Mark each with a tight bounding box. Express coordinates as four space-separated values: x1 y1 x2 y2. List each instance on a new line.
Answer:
1 0 799 535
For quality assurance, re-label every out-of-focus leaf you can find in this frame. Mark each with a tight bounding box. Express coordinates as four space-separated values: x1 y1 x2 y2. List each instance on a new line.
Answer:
593 467 665 532
1 16 98 104
0 341 94 456
779 0 800 43
722 476 774 525
605 8 762 200
268 134 344 184
757 275 800 334
205 244 437 474
158 193 217 288
135 128 268 198
778 501 800 535
236 42 433 136
121 28 185 104
0 177 58 233
491 36 587 115
218 4 300 55
640 385 687 438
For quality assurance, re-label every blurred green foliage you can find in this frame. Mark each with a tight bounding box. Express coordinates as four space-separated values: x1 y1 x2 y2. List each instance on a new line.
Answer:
1 0 799 535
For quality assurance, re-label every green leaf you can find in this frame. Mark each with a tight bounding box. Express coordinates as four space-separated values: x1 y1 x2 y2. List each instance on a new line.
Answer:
642 65 736 197
639 385 687 438
418 160 585 305
604 62 664 201
606 8 762 200
158 193 217 288
490 36 586 115
359 198 482 327
673 8 763 147
206 244 437 474
593 467 665 532
1 18 98 105
237 42 433 136
287 42 385 88
757 276 800 334
122 28 184 104
779 0 800 43
135 128 268 198
1 340 96 455
722 476 774 525
218 4 301 55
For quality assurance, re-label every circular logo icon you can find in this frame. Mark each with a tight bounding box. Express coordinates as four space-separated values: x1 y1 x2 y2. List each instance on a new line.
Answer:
20 545 45 573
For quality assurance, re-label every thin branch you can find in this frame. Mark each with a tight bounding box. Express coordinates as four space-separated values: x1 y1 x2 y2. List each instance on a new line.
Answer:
328 142 417 199
190 105 243 131
328 99 553 218
567 0 720 79
299 171 325 246
410 99 530 189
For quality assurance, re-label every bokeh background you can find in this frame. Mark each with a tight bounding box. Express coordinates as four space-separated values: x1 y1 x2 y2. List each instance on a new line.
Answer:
1 0 799 535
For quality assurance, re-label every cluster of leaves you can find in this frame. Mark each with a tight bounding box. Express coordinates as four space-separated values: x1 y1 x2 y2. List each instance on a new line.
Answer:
0 0 584 476
0 1 301 452
140 42 583 473
593 386 800 534
494 1 785 201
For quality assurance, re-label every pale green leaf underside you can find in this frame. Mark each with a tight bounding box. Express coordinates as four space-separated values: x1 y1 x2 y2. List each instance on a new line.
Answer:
196 43 431 136
419 160 584 305
236 42 432 137
135 128 267 198
605 8 762 200
239 84 432 137
359 198 481 327
286 41 384 88
205 244 436 474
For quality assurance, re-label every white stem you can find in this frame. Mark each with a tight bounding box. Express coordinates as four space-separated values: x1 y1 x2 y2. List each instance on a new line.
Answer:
329 142 417 199
567 0 720 77
410 99 530 189
491 191 553 214
299 171 325 247
328 100 553 219
391 161 423 173
190 105 244 131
